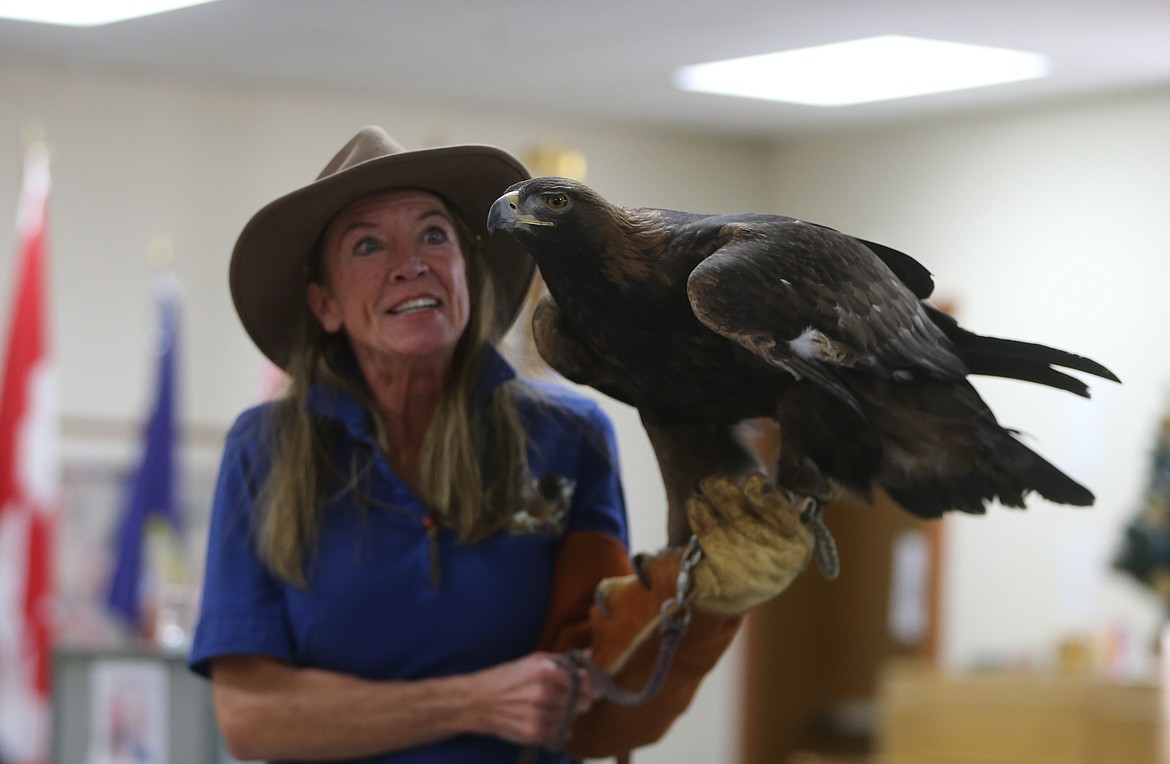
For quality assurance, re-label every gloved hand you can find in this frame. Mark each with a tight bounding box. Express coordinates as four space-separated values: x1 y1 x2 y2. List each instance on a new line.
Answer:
535 529 747 758
599 471 813 622
684 472 815 615
536 472 813 758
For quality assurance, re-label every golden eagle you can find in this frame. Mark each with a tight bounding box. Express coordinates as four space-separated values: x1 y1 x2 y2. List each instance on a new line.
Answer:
487 177 1118 571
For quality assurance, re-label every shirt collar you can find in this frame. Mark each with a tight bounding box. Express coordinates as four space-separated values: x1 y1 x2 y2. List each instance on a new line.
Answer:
304 343 518 442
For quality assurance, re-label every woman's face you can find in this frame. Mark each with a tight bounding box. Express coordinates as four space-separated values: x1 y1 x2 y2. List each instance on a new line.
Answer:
308 189 471 374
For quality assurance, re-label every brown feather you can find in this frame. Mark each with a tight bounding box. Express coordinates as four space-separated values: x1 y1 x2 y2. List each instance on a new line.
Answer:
486 177 1117 526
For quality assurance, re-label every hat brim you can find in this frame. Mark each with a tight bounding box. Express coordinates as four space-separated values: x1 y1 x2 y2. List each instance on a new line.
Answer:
230 144 535 369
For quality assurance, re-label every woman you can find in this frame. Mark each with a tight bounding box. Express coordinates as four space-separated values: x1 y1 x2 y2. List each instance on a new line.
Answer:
188 126 811 763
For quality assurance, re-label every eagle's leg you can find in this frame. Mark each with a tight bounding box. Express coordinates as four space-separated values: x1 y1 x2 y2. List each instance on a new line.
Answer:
641 421 763 546
799 498 840 581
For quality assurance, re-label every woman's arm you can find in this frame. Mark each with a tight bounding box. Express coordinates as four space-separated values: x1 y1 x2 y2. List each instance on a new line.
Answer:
211 652 595 761
539 473 814 759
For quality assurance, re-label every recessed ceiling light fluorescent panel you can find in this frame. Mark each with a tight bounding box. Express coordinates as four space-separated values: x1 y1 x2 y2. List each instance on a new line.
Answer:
675 35 1050 106
0 0 222 26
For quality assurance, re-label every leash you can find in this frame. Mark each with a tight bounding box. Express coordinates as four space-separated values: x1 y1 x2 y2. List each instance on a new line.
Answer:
519 536 702 763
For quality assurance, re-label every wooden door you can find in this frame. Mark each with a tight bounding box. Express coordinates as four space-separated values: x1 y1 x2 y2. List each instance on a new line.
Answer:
740 424 943 763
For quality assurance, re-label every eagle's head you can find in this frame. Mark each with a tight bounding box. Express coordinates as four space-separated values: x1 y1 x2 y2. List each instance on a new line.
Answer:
486 176 606 238
487 176 668 288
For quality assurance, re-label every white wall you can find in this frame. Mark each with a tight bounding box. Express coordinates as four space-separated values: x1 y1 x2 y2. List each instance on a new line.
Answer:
0 62 773 435
0 62 767 763
767 88 1170 673
7 58 1170 762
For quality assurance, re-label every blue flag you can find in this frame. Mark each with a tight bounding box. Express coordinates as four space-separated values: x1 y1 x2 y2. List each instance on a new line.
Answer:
106 273 182 629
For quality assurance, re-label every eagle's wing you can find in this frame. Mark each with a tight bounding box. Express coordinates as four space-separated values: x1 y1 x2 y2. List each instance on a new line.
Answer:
857 236 935 299
686 220 967 410
531 293 638 406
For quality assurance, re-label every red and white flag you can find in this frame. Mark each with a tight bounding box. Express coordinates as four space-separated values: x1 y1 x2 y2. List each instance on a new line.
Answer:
0 139 59 764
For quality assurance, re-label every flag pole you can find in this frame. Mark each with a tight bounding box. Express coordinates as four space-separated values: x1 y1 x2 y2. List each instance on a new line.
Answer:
105 236 184 646
22 120 45 153
0 125 58 764
147 234 174 270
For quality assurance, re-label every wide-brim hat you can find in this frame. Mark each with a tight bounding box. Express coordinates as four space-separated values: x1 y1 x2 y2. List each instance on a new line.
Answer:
229 125 535 369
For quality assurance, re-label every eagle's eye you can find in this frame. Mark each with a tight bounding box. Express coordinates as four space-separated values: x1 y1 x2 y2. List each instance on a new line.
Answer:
544 193 570 210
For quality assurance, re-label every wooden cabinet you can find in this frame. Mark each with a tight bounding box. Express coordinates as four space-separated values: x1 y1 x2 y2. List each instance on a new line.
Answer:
876 662 1160 764
742 491 939 762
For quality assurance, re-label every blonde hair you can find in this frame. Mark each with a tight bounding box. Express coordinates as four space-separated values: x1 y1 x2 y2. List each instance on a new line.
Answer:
256 204 531 587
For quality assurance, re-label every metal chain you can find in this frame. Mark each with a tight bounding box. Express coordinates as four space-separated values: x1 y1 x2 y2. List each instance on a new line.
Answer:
520 536 704 762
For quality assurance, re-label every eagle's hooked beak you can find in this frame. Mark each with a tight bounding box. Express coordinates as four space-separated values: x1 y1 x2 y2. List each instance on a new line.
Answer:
487 190 554 234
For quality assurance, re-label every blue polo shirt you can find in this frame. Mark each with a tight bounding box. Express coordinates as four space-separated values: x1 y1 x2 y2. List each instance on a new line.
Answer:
188 349 629 763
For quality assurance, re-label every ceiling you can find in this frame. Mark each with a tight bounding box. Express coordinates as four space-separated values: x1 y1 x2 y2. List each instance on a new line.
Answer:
2 0 1169 139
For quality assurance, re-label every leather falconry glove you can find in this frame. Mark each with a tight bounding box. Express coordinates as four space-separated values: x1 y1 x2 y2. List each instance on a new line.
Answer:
683 470 815 615
537 472 813 759
597 471 814 628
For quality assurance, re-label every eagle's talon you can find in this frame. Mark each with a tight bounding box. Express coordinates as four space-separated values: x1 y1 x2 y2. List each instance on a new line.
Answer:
632 553 653 589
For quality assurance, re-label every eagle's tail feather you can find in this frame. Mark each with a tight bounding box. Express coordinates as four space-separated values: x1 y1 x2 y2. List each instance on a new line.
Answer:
924 304 1119 396
885 431 1094 518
